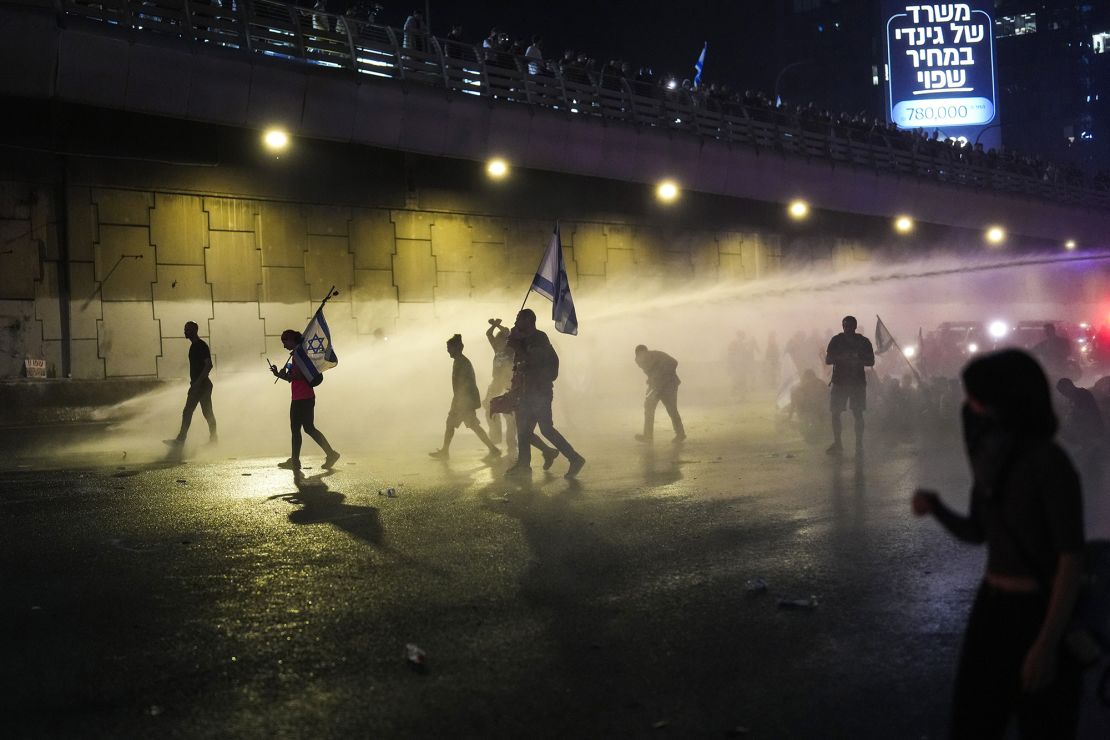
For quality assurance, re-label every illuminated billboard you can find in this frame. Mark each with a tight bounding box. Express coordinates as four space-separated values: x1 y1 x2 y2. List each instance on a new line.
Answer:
884 2 999 147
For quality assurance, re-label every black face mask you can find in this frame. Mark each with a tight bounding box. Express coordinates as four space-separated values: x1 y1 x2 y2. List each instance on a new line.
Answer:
961 402 1014 493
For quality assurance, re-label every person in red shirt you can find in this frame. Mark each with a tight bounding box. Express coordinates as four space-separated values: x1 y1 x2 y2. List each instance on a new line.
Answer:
269 329 340 471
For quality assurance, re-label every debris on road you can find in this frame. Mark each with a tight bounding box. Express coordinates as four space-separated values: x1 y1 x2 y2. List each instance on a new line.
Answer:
725 725 751 737
651 720 669 729
777 595 819 610
404 643 427 671
175 479 187 485
379 487 397 498
744 577 768 593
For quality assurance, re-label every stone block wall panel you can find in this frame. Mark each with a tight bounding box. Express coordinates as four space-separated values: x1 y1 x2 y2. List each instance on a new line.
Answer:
0 300 39 377
94 225 156 301
391 210 433 240
150 193 209 264
260 266 310 335
206 231 261 302
34 262 62 341
392 239 436 303
571 223 607 276
350 208 395 270
68 262 102 340
66 186 98 261
307 205 351 236
506 221 549 276
153 265 212 337
257 202 307 267
70 338 104 379
204 197 257 232
304 235 353 302
468 241 511 297
0 218 37 299
91 188 152 226
352 269 398 335
157 336 193 379
605 249 637 280
209 302 265 370
718 252 747 282
434 271 471 302
0 181 32 220
97 301 161 376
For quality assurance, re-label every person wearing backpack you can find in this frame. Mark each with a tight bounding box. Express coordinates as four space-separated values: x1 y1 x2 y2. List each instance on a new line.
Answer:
912 349 1085 739
270 329 340 472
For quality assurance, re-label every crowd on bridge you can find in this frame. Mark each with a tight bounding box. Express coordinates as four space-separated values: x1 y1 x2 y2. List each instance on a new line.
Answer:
294 1 1108 193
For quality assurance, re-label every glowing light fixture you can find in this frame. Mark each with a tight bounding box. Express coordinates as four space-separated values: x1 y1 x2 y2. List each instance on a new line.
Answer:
656 179 680 203
486 157 509 179
967 342 979 354
985 226 1006 245
788 199 810 220
1065 239 1077 251
988 320 1008 339
894 215 914 234
902 345 916 359
263 128 290 152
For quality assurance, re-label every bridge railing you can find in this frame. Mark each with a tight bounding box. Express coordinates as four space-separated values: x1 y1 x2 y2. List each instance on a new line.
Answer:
58 0 1110 211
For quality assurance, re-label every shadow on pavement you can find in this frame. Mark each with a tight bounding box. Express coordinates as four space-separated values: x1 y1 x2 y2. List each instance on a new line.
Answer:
269 470 384 546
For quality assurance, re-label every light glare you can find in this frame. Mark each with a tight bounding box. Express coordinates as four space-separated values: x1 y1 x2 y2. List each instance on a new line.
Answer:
894 216 914 234
788 200 809 220
1065 239 1077 250
988 320 1008 339
263 128 289 152
656 180 680 203
486 158 509 179
985 226 1006 244
902 345 916 358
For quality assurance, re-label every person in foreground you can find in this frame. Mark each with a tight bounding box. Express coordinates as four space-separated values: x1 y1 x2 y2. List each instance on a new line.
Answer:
912 349 1085 740
270 329 340 472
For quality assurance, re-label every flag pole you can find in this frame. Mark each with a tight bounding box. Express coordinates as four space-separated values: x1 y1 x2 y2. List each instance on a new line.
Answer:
876 314 922 385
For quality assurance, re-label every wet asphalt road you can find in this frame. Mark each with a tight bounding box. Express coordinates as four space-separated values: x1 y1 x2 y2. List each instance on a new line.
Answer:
3 404 1109 739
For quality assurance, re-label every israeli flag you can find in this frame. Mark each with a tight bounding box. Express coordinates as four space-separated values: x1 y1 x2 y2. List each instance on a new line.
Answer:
529 223 579 335
693 42 707 89
292 307 338 382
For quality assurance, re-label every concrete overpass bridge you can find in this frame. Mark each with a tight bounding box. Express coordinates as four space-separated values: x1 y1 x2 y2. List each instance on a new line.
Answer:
1 0 1108 380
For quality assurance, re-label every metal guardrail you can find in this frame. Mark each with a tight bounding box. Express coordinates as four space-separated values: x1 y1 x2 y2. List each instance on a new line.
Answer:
59 0 1110 212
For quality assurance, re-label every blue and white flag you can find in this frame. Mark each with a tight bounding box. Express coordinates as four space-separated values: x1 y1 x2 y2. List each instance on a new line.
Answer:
291 307 339 382
693 42 707 89
529 224 578 335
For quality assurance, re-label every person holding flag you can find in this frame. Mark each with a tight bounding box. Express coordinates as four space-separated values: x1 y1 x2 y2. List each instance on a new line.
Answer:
269 301 341 471
825 315 875 456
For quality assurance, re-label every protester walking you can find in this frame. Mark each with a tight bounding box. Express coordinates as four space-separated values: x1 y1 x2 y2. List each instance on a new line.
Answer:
483 318 515 446
164 321 217 447
634 344 685 443
429 334 501 460
270 329 340 471
912 349 1085 740
825 315 874 455
505 309 585 478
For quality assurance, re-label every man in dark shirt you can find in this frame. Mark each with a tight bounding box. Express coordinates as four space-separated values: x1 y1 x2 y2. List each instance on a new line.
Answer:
506 309 585 478
429 334 500 460
164 321 217 447
825 315 875 456
1033 323 1071 378
634 344 685 443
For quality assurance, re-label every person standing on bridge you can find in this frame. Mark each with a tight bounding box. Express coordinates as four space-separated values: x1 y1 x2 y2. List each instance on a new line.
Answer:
164 321 217 448
825 315 874 456
634 344 686 444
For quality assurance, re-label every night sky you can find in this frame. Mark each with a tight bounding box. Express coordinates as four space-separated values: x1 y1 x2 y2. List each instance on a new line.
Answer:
383 0 781 93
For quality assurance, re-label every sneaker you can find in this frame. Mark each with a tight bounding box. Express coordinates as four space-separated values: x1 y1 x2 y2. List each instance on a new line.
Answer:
206 436 219 446
483 448 502 461
504 464 531 478
322 451 341 469
277 458 301 470
565 456 586 479
428 449 449 460
825 443 843 456
672 432 687 444
163 438 184 447
542 448 559 470
634 434 652 443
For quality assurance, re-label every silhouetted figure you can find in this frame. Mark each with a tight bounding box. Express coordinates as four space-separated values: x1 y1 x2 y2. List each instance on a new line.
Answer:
429 334 500 460
483 318 515 446
164 321 217 447
1033 323 1071 378
505 309 585 478
1056 378 1105 486
789 368 828 443
270 329 340 471
825 315 875 455
634 344 685 444
912 350 1085 740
